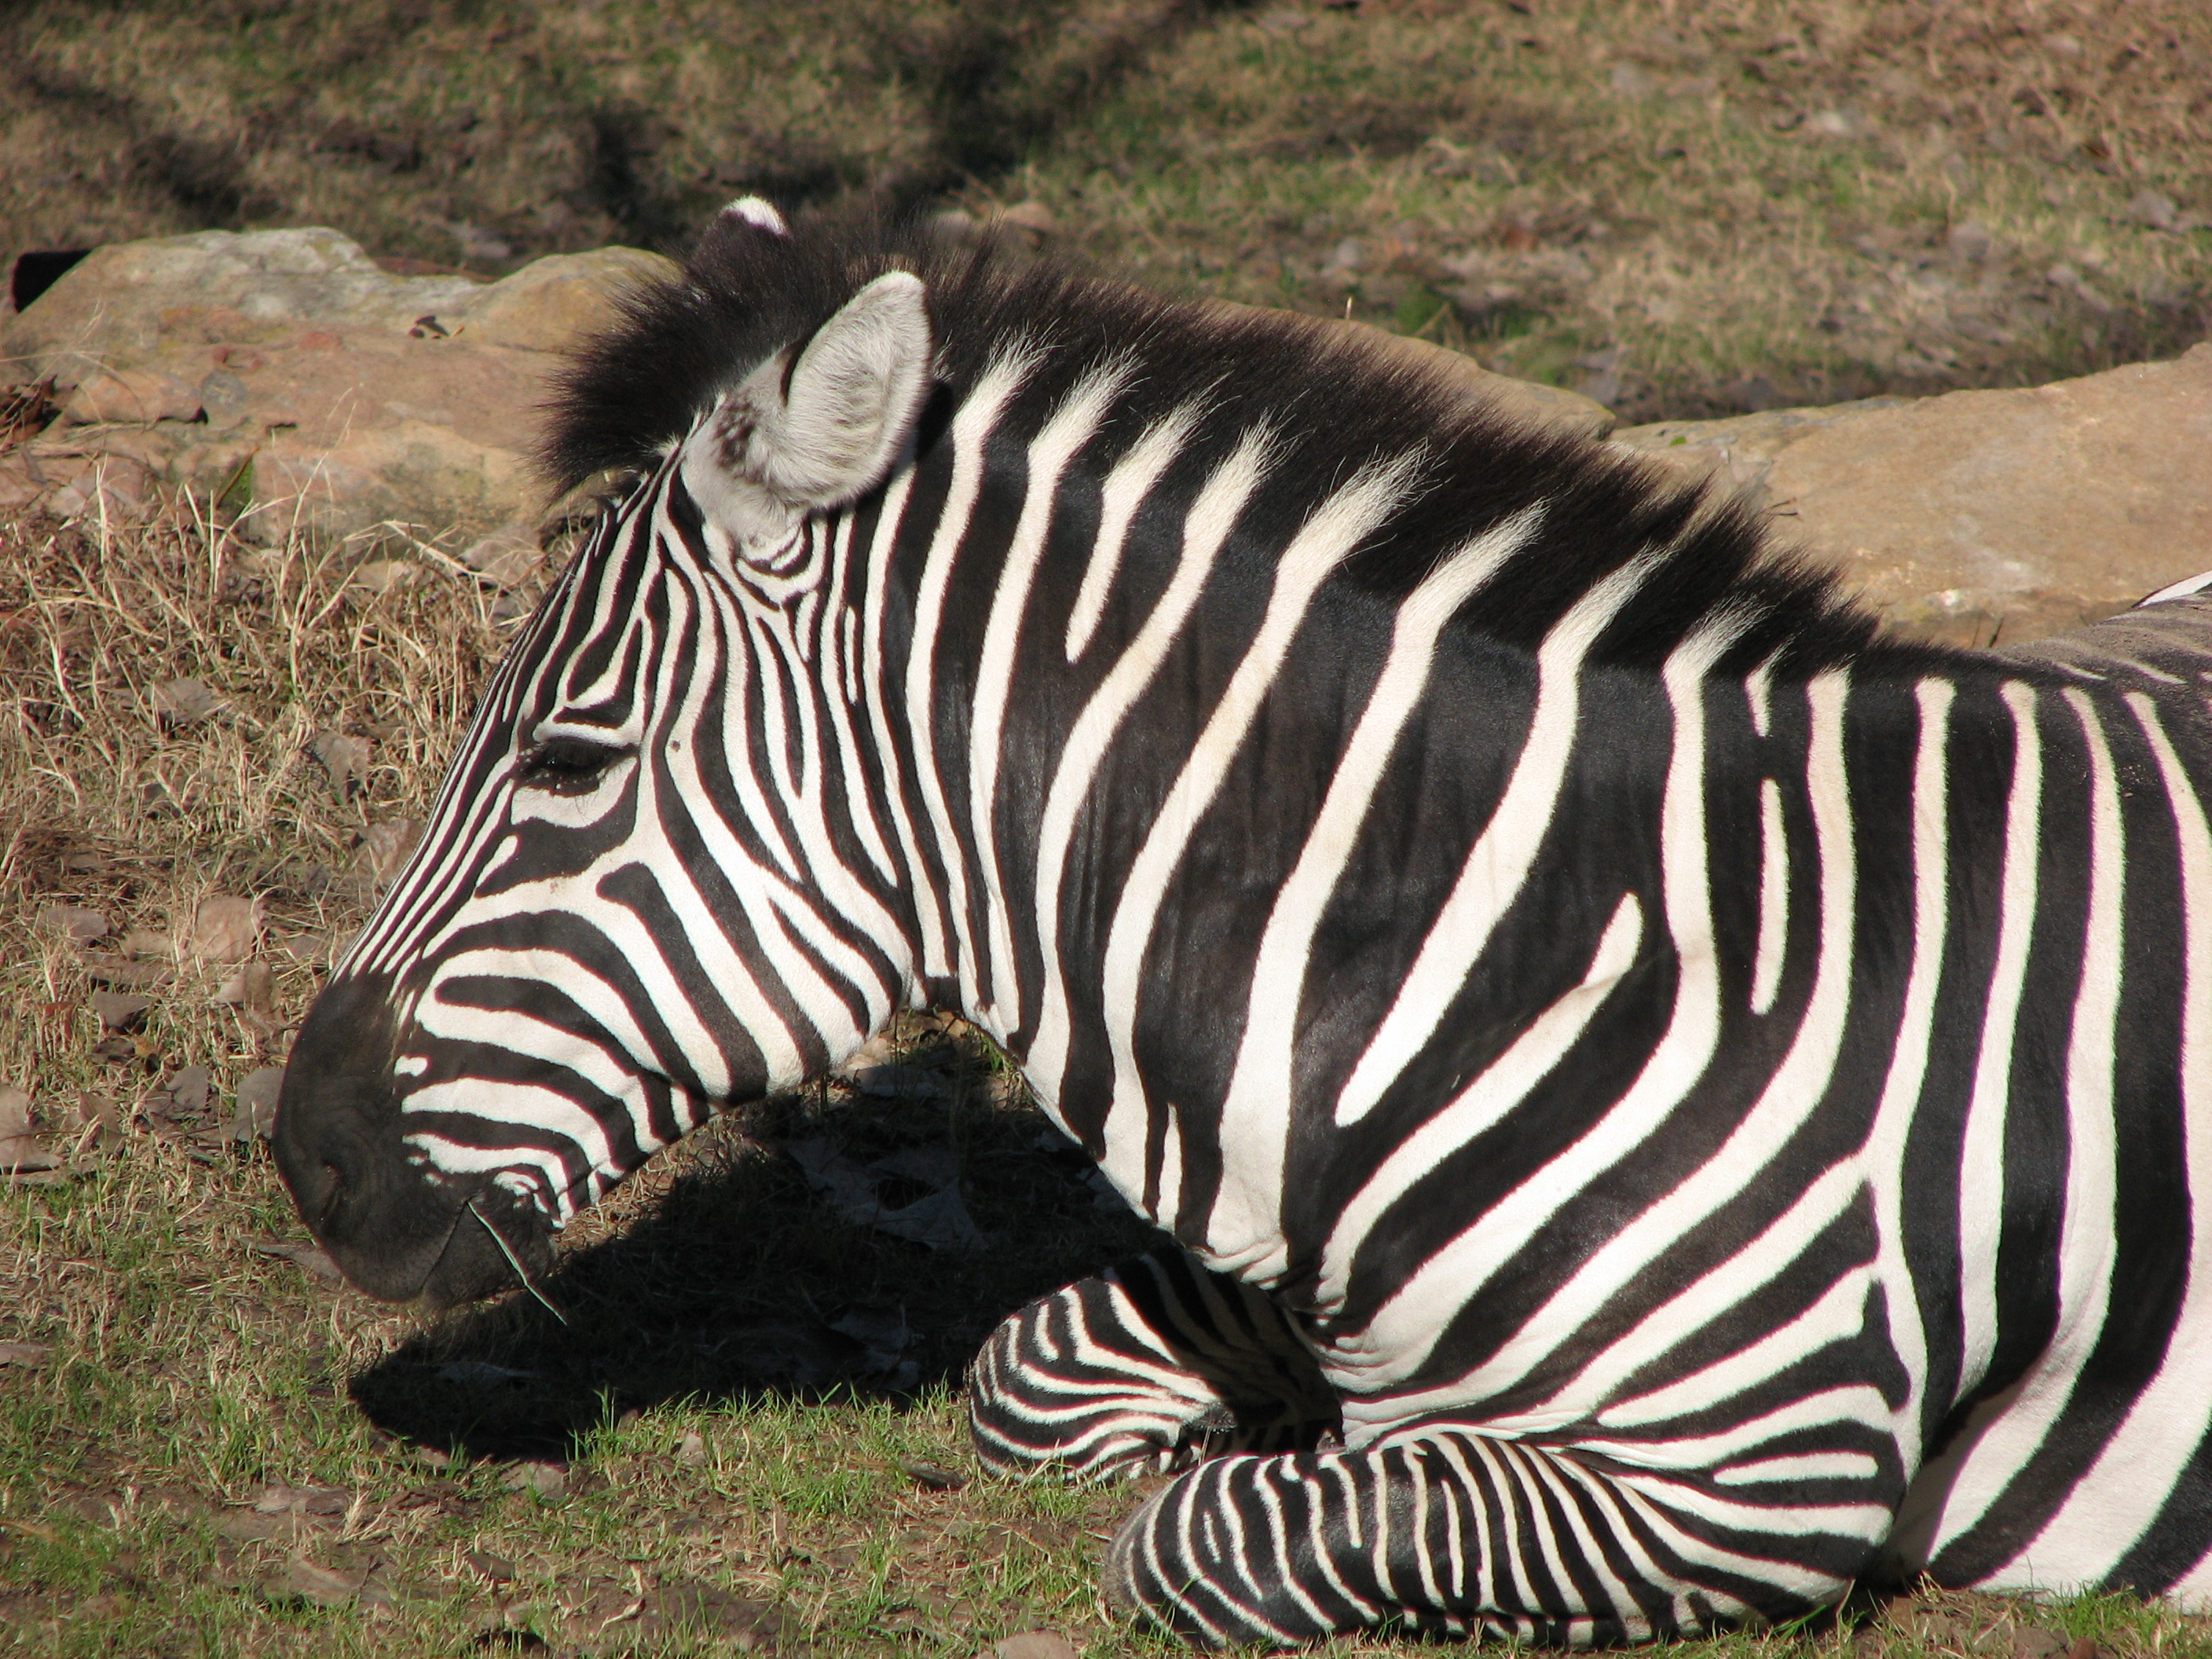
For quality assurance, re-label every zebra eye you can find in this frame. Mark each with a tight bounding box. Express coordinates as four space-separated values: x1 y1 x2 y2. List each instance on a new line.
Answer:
515 735 631 796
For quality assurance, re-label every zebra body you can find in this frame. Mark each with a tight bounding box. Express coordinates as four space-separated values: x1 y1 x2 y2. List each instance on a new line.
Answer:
274 201 2212 1646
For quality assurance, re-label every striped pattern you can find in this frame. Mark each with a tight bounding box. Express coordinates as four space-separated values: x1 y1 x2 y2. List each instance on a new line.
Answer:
284 209 2212 1647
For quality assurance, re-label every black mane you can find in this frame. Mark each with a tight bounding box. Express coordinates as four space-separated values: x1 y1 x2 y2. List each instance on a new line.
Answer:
547 206 1906 678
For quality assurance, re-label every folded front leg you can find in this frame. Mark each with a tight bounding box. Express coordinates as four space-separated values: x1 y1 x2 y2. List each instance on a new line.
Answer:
1104 1426 1889 1648
969 1248 1339 1478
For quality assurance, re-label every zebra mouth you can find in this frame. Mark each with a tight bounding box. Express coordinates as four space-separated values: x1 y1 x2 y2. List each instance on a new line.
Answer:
415 1179 558 1311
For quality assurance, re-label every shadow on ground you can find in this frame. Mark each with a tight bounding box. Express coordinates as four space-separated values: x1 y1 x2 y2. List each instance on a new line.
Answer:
349 1044 1158 1463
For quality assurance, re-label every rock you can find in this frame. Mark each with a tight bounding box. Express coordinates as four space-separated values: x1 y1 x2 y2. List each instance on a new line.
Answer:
454 247 672 353
1611 342 2212 646
1 227 678 544
60 368 202 426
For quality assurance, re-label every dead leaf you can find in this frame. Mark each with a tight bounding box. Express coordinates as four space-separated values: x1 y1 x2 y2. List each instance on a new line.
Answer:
71 1093 120 1152
213 962 276 1016
460 523 544 588
344 558 417 596
0 1342 51 1368
463 1548 519 1584
501 1460 567 1499
350 819 423 891
87 992 151 1031
233 1067 286 1140
264 1554 366 1606
436 1359 540 1387
150 677 229 726
255 1483 352 1516
310 730 372 801
848 1061 956 1103
187 895 262 963
898 1458 965 1491
76 956 170 990
672 1429 707 1466
996 1633 1082 1659
35 905 108 943
118 929 174 960
166 1066 212 1115
247 1236 343 1281
786 1138 986 1251
2013 1632 2067 1659
0 1084 58 1175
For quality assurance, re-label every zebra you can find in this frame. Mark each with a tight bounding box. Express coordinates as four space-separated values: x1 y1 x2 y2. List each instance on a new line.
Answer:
274 196 2212 1646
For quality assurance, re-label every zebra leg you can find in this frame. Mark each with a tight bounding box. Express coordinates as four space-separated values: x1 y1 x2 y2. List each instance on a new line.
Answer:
1104 1427 1873 1649
969 1249 1340 1478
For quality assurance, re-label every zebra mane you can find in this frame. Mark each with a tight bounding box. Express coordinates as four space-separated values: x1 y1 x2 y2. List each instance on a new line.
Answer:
546 207 1906 677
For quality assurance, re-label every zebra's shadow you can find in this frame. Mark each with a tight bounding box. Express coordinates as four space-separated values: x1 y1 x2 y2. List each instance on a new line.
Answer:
347 1065 1157 1464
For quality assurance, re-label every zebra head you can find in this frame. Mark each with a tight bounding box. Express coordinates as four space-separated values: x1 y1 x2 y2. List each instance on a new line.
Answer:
274 211 939 1306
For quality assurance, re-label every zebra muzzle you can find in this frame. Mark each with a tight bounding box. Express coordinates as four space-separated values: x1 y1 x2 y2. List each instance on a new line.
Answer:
274 969 556 1308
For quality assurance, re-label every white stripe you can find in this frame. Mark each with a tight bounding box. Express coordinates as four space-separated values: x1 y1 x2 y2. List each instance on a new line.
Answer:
1927 685 2124 1556
967 364 1130 1032
902 351 1037 991
1716 1452 1881 1485
858 467 943 967
1750 776 1789 1015
1095 452 1424 1270
1064 401 1203 661
1317 890 1641 1314
404 1079 618 1186
1024 425 1273 1111
2010 690 2211 1581
1594 1269 1872 1429
1212 505 1544 1269
1955 682 2043 1395
1863 676 1954 1470
1429 666 1857 1408
1325 624 1743 1398
1522 1159 1862 1434
1334 552 1657 1127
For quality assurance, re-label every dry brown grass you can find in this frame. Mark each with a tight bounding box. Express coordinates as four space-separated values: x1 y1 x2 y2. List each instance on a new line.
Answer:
0 503 1167 1654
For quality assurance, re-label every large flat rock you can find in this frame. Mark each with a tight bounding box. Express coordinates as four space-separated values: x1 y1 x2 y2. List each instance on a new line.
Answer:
1612 346 2212 646
2 227 2204 650
1 229 675 545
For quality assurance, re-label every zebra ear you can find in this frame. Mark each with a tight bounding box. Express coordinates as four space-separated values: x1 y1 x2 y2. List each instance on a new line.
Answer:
683 272 932 545
751 271 932 511
717 196 788 235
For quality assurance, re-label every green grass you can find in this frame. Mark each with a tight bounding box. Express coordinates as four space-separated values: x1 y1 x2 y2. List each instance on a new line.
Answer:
6 1 2210 421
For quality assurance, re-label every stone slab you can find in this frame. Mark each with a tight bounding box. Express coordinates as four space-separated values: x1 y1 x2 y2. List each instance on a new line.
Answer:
0 228 677 545
1612 345 2212 646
